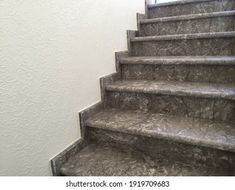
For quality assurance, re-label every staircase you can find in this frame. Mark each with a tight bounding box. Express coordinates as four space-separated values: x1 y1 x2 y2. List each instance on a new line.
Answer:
52 0 235 176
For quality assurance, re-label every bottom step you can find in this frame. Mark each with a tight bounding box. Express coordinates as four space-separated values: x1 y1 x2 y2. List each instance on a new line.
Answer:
60 142 234 176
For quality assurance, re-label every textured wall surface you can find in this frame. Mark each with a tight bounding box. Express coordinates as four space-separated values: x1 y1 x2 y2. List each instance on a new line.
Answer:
0 0 144 176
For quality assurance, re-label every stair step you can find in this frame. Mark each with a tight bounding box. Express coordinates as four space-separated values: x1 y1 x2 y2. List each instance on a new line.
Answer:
149 0 225 8
143 10 235 24
60 142 235 176
86 109 235 152
132 31 235 42
131 32 235 56
139 11 235 36
121 65 235 84
120 57 235 83
105 80 235 121
120 56 235 65
106 80 235 100
148 0 235 18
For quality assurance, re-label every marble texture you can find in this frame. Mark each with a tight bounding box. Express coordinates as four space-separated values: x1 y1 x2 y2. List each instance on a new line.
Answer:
148 0 235 18
106 80 235 100
99 51 127 107
85 109 235 152
143 10 235 23
79 102 104 139
140 11 235 36
121 64 235 84
89 127 235 174
88 127 235 164
120 56 235 65
127 30 138 54
120 56 235 84
106 92 235 122
60 142 235 176
52 0 235 176
51 139 87 176
132 31 235 42
131 32 235 56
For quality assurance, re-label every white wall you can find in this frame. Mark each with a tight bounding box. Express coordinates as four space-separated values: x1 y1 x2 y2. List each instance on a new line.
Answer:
0 0 144 176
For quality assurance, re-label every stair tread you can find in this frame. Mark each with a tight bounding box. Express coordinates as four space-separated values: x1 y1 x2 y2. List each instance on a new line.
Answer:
148 0 218 8
106 80 235 100
131 31 235 42
86 109 235 152
120 56 235 65
60 142 233 176
141 10 235 24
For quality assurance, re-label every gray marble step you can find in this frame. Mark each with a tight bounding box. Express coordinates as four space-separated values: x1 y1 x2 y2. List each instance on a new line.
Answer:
148 0 235 18
106 80 235 100
85 109 235 152
130 32 235 56
59 108 235 176
140 11 235 36
60 141 235 176
120 56 235 84
105 80 235 121
120 56 235 65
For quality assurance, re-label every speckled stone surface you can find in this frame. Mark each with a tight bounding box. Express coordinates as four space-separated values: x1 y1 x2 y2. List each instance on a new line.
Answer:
106 91 235 122
106 80 235 100
120 56 235 65
140 11 235 36
131 32 235 56
148 0 235 18
79 102 104 139
88 127 235 175
52 0 235 176
121 63 235 84
88 127 235 165
51 139 87 176
120 56 235 83
133 31 235 42
85 109 235 152
60 142 235 176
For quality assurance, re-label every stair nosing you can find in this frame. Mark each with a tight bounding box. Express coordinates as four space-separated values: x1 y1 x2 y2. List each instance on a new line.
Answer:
120 56 235 65
85 109 235 152
105 80 235 100
148 0 218 8
141 10 235 24
131 31 235 42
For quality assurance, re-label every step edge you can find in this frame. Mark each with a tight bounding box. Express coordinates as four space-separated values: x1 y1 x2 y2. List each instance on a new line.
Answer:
105 81 235 100
148 0 218 9
141 10 235 24
131 31 235 42
85 114 235 153
51 138 87 176
119 56 235 65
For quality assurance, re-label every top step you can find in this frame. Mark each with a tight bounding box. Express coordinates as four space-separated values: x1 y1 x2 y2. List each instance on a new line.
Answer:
148 0 235 18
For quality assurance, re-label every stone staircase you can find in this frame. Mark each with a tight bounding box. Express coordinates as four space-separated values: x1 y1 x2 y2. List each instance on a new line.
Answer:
51 0 235 176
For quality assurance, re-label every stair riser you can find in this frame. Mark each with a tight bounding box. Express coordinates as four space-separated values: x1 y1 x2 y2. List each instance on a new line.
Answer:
105 91 235 122
148 0 235 18
139 16 235 36
121 64 235 84
87 127 235 176
131 38 235 56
